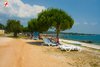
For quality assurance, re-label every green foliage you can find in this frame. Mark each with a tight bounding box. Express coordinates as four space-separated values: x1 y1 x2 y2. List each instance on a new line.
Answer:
0 23 5 29
38 8 74 33
22 26 29 33
28 8 74 37
37 9 53 32
6 19 22 37
38 8 74 43
28 18 39 33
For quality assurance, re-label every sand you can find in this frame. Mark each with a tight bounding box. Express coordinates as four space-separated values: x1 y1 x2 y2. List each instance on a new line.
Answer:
0 37 100 67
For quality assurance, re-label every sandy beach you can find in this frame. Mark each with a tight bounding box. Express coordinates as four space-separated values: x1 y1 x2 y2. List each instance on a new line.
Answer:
0 37 100 67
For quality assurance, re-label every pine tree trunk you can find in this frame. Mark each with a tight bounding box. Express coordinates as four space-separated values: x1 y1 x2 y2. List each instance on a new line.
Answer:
56 33 59 44
56 24 60 45
14 32 17 37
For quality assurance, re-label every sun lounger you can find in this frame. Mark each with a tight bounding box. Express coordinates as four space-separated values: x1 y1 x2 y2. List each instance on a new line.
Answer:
33 36 39 40
43 38 57 46
59 45 72 51
43 38 51 46
59 45 81 51
47 38 57 46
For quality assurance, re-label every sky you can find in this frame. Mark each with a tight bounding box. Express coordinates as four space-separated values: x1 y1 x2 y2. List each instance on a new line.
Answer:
0 0 100 34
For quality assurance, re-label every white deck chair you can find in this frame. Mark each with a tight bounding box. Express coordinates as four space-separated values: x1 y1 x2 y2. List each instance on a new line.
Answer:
59 45 71 51
68 45 81 51
43 38 56 46
59 45 81 51
43 38 51 46
46 38 57 46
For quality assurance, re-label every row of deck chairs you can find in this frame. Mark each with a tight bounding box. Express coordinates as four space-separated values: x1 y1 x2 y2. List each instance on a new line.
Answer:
43 38 82 51
58 45 81 51
58 41 81 51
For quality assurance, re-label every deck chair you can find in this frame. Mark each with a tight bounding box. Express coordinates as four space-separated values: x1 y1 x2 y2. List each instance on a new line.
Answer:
59 45 81 51
43 38 57 46
43 38 51 46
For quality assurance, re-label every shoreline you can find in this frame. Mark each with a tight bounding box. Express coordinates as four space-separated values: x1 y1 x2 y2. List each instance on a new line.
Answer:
46 33 100 45
60 38 100 50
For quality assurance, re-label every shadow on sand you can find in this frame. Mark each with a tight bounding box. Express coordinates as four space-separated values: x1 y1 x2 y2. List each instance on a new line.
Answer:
27 41 43 46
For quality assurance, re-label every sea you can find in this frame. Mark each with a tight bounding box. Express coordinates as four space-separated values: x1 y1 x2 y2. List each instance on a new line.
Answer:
48 34 100 45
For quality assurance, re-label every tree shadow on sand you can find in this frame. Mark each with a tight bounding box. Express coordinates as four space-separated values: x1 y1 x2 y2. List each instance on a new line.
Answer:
27 41 43 46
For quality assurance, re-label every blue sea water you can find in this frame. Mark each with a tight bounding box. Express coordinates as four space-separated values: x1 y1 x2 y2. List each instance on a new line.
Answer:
51 34 100 45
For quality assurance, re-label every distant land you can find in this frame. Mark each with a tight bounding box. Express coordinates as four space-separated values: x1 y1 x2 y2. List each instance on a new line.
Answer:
44 31 97 35
43 31 100 44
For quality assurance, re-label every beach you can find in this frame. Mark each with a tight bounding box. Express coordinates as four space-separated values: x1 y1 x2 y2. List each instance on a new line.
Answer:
60 39 100 50
0 37 100 67
0 0 99 67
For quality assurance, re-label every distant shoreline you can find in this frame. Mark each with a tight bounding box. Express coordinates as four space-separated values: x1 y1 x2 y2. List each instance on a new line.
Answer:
60 38 100 50
43 33 100 45
61 38 100 45
44 31 100 35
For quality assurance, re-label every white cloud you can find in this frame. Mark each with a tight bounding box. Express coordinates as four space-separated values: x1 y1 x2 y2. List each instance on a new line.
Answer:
0 0 46 18
83 22 88 25
82 21 98 26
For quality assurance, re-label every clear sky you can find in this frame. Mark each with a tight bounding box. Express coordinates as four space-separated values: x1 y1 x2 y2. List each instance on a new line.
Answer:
0 0 100 34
